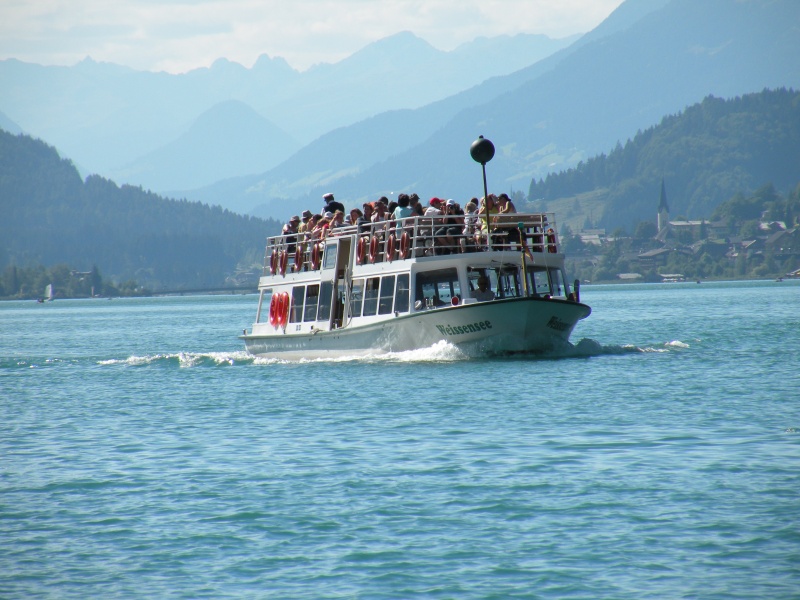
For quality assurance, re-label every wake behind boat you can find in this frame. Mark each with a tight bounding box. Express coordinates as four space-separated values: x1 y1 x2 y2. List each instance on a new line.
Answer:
240 137 590 359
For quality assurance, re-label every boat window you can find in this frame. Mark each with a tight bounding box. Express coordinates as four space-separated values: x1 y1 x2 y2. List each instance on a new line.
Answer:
495 266 522 299
334 279 346 328
362 277 380 316
549 268 565 297
303 285 319 322
318 280 333 321
257 289 272 323
323 242 337 270
394 274 410 313
289 287 304 323
530 268 550 296
350 279 364 319
378 275 396 315
416 268 460 308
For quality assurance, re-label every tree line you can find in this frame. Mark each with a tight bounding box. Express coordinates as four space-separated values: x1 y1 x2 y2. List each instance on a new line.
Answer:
561 183 800 283
528 88 800 233
0 129 282 292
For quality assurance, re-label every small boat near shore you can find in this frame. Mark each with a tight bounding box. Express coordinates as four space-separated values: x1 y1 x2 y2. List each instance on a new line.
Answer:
240 139 590 359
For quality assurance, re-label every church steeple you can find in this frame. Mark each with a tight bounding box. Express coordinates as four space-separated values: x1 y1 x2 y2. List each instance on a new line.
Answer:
657 178 669 234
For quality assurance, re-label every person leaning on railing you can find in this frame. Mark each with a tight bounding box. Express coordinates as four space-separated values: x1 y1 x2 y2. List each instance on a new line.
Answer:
494 193 521 249
461 199 479 253
476 194 498 248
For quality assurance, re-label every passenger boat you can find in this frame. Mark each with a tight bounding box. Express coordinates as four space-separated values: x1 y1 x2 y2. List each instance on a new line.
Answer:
240 207 591 359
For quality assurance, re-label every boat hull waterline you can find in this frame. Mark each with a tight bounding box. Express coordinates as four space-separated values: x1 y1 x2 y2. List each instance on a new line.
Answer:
243 296 590 359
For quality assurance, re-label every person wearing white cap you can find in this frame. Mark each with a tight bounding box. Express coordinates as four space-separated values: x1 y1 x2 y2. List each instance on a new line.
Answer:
322 192 345 215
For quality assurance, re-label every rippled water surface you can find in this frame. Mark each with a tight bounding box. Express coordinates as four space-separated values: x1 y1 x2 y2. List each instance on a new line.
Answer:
2 281 799 598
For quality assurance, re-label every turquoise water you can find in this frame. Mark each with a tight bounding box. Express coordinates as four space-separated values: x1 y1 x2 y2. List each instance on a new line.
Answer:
2 281 799 599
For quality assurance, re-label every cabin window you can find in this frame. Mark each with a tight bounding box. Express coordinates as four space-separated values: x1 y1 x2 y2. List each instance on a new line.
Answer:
362 277 380 316
394 274 410 313
416 268 460 308
378 275 396 315
303 285 319 322
350 279 364 319
496 267 522 299
531 268 550 296
289 287 304 323
318 280 333 321
257 289 272 323
323 243 337 270
549 268 566 297
334 279 346 328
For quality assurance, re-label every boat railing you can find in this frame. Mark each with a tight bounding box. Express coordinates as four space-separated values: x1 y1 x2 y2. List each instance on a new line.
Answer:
262 212 559 275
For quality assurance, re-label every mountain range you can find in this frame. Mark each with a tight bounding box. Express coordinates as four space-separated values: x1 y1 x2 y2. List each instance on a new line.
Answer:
0 31 574 190
2 0 799 228
215 0 799 221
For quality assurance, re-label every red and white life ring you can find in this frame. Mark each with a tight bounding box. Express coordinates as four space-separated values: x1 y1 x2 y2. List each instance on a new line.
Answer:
294 246 303 272
311 243 321 270
356 237 367 265
369 235 380 263
278 292 290 327
399 231 410 259
269 294 278 326
279 250 288 276
269 250 278 275
386 234 396 263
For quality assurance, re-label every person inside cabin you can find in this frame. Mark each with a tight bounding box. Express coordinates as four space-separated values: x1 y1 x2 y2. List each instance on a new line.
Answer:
472 275 496 302
322 192 345 215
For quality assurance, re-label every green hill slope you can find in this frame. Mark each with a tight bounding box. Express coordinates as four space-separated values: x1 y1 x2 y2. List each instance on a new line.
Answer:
0 130 280 290
528 88 800 232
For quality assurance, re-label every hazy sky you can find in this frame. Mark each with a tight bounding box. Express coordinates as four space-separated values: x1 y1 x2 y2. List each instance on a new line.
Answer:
0 0 625 73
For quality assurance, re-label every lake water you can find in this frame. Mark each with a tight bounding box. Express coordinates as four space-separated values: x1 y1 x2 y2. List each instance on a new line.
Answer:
2 280 799 599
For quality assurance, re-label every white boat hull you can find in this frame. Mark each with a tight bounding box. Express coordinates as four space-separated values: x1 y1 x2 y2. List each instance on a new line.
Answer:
242 296 590 359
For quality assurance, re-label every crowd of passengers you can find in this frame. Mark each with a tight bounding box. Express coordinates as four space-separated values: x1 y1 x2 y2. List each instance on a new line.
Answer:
280 191 541 256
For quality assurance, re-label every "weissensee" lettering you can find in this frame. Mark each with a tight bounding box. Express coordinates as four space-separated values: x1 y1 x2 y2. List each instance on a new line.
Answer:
435 321 492 336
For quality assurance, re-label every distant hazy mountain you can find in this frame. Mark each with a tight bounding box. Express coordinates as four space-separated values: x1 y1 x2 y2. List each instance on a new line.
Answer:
107 100 299 192
0 110 22 134
215 0 799 221
0 31 573 189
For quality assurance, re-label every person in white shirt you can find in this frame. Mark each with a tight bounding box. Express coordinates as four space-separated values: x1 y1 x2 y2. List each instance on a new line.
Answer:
471 276 495 302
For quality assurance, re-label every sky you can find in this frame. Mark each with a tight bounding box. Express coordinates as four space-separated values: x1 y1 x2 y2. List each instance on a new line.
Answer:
0 0 626 73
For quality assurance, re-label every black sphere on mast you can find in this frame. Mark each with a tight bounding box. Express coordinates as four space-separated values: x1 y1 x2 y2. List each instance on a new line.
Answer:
470 135 495 165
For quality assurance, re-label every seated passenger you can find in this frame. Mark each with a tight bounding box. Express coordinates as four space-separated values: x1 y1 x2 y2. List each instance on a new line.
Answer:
471 276 495 302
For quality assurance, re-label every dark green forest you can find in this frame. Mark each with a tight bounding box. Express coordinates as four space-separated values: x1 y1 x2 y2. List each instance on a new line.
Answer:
528 88 800 231
1 129 281 296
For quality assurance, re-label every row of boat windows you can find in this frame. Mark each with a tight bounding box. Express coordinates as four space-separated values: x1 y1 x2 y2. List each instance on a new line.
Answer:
259 266 566 325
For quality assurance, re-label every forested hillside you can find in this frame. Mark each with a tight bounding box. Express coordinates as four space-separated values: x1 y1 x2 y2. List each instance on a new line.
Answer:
528 88 800 231
0 130 280 291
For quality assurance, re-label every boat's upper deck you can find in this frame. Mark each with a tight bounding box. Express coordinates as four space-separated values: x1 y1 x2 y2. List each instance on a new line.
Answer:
263 212 561 276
